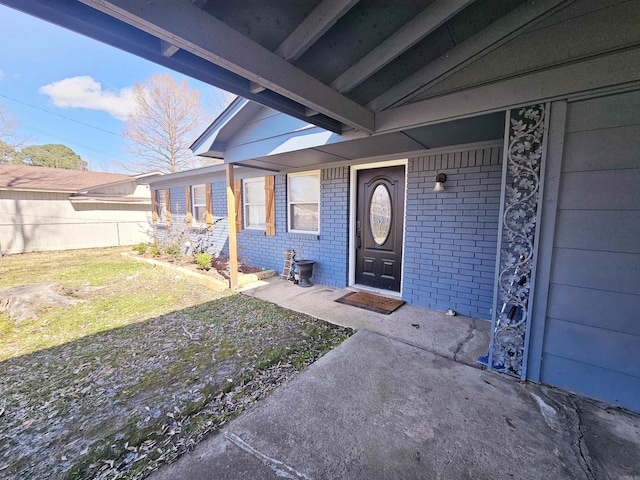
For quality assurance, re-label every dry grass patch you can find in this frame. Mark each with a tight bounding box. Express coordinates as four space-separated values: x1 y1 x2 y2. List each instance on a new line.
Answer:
0 248 352 479
0 247 219 360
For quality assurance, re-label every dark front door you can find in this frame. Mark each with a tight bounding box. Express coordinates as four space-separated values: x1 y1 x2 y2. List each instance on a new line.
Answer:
356 166 405 292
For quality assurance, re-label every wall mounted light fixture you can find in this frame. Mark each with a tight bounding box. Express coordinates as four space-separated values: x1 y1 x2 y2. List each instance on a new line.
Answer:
433 173 447 192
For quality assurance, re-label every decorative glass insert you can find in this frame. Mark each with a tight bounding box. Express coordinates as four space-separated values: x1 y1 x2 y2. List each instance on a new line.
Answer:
369 184 392 245
489 104 547 379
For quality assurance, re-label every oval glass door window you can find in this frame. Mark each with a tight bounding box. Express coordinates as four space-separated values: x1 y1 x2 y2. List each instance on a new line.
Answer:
370 184 392 245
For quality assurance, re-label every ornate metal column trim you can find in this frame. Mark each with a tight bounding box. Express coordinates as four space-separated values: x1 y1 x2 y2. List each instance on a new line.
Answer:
488 103 550 379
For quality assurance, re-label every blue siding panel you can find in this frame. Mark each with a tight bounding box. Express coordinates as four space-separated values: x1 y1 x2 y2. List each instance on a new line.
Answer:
544 319 640 378
540 91 640 411
541 354 640 411
547 284 640 336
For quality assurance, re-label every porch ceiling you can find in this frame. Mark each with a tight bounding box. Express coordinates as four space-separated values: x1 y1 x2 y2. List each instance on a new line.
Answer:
229 112 505 172
2 0 575 135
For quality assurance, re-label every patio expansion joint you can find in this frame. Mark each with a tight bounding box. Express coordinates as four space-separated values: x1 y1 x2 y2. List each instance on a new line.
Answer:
565 397 597 480
453 318 476 362
536 389 597 480
225 432 312 480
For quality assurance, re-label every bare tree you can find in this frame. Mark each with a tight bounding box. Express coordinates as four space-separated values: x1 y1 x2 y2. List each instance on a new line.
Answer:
0 104 22 164
0 104 16 138
122 73 229 173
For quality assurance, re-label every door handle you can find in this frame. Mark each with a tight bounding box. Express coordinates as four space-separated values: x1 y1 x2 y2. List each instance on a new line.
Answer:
356 220 361 249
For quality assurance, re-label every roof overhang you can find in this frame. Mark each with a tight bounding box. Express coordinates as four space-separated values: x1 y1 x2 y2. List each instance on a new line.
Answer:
190 97 263 158
218 110 505 172
235 139 505 174
145 164 277 189
69 195 151 205
0 187 77 194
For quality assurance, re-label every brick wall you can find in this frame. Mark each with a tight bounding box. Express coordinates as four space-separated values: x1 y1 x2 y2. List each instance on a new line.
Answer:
211 181 227 217
148 148 502 321
403 146 502 319
211 181 229 256
237 167 349 288
151 183 228 257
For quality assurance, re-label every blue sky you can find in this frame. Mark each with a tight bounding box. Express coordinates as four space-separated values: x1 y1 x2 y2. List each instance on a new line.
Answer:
0 4 233 172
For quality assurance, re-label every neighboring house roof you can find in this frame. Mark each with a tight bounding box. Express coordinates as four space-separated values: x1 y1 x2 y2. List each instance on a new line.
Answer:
0 164 154 205
0 164 133 192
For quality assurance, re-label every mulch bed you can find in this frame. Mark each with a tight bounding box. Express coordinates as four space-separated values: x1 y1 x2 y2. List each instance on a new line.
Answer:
143 254 261 282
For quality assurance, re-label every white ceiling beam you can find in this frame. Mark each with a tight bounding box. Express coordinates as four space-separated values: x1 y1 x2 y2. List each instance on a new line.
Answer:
275 0 360 62
375 47 640 134
160 40 179 57
331 0 476 93
368 0 574 112
79 0 374 133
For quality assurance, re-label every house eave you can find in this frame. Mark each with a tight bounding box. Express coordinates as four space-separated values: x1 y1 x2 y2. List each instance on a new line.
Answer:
146 164 228 187
68 196 152 205
191 99 266 159
235 139 504 174
190 96 247 154
0 186 77 194
145 164 276 190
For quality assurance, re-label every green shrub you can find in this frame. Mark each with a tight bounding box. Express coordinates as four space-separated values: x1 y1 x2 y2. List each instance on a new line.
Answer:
132 243 147 255
149 242 162 257
195 252 212 270
164 241 182 257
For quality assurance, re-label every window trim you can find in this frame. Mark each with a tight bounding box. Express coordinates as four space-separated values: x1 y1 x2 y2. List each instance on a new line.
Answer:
191 184 207 225
243 177 266 230
287 170 320 234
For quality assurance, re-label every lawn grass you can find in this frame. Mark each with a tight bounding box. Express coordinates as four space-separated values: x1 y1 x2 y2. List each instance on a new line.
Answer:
0 248 353 479
0 247 142 288
0 247 219 360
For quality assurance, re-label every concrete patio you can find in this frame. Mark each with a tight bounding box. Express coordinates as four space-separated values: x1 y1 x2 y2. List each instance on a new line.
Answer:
243 277 491 368
151 279 640 480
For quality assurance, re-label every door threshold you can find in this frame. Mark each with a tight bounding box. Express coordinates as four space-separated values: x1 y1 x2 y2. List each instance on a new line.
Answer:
350 284 402 299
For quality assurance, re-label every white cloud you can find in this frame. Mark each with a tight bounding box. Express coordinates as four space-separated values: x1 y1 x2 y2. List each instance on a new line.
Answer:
39 76 136 121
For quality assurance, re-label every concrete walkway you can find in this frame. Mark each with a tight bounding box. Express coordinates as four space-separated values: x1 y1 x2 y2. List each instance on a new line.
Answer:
151 279 640 480
244 277 491 368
